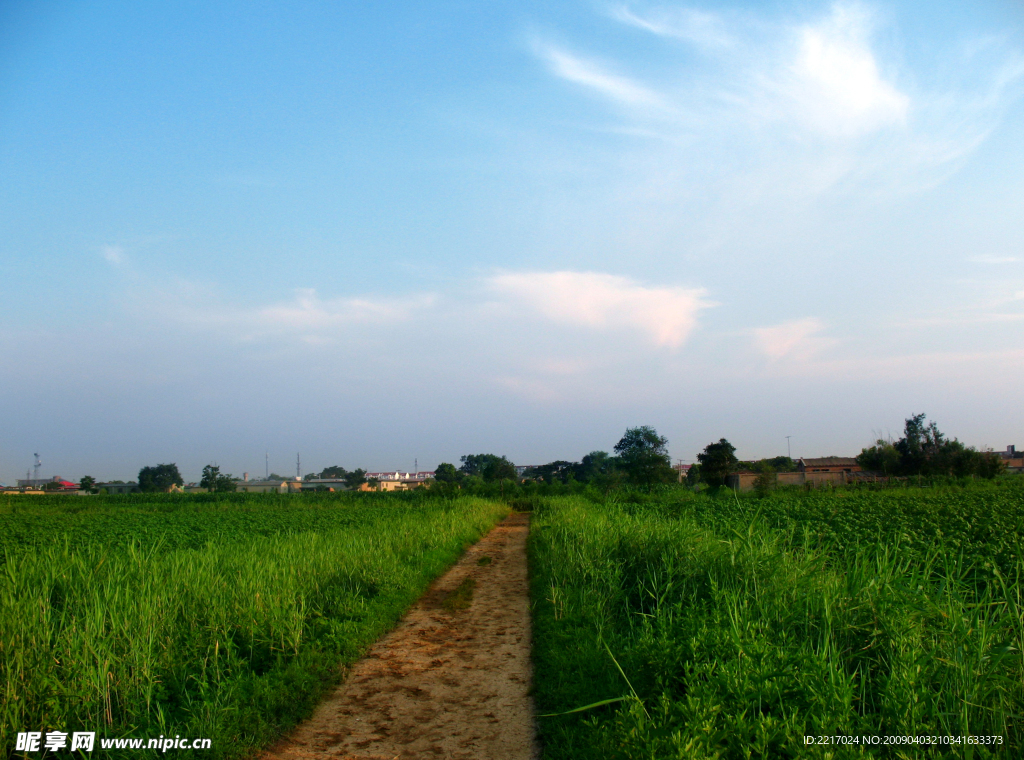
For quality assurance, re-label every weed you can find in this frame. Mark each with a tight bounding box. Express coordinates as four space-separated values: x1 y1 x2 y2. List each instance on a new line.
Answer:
1 493 509 759
442 577 476 611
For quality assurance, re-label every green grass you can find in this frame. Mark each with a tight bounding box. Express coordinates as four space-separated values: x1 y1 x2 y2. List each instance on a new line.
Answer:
530 488 1024 759
1 493 508 758
442 577 477 612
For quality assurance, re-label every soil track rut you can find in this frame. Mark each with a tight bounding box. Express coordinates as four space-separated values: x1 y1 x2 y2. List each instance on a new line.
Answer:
261 512 538 760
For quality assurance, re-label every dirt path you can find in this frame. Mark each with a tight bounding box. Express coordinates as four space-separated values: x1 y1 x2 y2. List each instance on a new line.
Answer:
262 512 538 760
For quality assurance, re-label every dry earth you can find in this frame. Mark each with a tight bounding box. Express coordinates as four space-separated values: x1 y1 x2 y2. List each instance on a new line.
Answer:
261 512 539 760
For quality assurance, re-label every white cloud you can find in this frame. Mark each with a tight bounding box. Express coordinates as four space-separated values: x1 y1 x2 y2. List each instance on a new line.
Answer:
488 270 710 348
969 255 1019 264
137 284 437 345
784 3 909 137
539 1 1021 199
753 317 834 361
257 289 435 331
101 245 125 265
533 41 667 109
610 5 735 49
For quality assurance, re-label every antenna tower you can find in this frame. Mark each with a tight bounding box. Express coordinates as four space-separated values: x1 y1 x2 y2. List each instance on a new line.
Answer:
414 458 418 474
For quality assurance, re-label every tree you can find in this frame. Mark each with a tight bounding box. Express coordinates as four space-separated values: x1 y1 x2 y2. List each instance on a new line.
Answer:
319 465 348 479
434 463 460 483
431 463 461 496
752 462 777 497
977 451 1007 479
138 463 183 492
527 461 576 484
344 468 367 490
613 426 675 487
459 454 517 482
858 414 1003 479
696 439 738 487
575 451 615 482
200 464 237 492
79 476 97 492
857 440 900 475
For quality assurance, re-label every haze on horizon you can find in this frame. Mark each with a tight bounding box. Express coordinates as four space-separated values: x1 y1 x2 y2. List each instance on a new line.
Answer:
2 0 1023 484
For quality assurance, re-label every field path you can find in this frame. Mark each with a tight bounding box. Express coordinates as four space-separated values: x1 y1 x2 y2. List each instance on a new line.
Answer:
261 512 539 760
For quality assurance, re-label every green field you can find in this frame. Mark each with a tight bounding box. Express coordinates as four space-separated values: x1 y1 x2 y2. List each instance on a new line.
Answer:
530 484 1024 759
1 492 509 758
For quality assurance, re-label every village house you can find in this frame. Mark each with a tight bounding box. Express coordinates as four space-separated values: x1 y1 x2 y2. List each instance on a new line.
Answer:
727 457 866 491
797 457 861 474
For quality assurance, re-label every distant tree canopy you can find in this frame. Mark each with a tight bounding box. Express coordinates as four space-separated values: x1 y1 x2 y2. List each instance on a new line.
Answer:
695 439 738 487
433 463 459 483
200 464 237 492
343 468 367 490
319 465 348 479
736 456 795 473
577 451 615 481
459 454 517 482
138 463 183 492
79 475 96 492
858 414 1005 478
613 426 675 487
523 451 621 489
526 460 577 484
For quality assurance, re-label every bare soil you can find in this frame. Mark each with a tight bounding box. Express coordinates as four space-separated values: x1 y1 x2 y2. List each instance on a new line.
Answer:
261 512 539 760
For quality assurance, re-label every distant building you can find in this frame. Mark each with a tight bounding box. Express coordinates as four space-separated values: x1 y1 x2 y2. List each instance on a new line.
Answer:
365 471 435 482
672 463 692 483
234 479 301 494
356 471 436 491
797 457 861 474
727 457 867 491
16 476 77 490
98 482 140 494
998 446 1024 472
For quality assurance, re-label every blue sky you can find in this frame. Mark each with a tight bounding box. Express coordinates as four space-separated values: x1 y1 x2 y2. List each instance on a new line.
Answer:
2 0 1023 482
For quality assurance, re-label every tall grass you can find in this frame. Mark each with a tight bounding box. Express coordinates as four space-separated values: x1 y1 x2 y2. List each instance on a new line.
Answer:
530 495 1023 759
2 495 508 758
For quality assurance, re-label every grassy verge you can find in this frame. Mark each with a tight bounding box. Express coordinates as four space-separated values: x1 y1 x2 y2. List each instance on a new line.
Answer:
530 494 1023 759
2 494 508 758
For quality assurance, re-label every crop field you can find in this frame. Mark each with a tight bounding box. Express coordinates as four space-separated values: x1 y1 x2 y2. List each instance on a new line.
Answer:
530 484 1024 759
1 492 509 758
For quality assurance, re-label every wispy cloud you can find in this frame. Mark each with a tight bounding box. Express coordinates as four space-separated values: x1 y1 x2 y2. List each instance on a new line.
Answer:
101 245 125 265
138 284 437 345
488 270 711 348
610 5 735 49
532 40 667 109
534 2 1022 195
257 289 435 331
969 255 1019 264
753 317 835 361
132 271 713 352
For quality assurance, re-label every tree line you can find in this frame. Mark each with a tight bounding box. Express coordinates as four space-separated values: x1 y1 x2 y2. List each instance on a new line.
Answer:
84 412 1008 495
